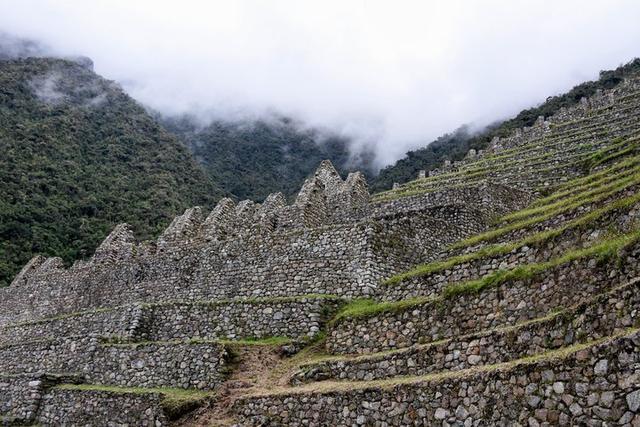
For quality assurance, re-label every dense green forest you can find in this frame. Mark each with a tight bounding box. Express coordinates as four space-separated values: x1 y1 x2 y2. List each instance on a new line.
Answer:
0 57 222 286
371 58 640 192
163 115 375 201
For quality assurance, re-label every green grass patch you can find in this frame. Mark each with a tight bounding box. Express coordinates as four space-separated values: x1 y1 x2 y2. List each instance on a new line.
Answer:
531 156 640 208
501 170 640 224
443 229 636 298
330 297 432 324
551 152 640 193
588 142 640 171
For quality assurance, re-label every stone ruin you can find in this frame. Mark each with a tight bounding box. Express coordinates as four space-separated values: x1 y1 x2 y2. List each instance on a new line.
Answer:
2 74 640 425
0 156 531 424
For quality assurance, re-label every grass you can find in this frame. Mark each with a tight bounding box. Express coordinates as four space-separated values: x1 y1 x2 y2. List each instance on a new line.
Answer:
384 189 640 285
298 278 640 369
55 383 212 420
500 168 640 224
582 136 636 171
588 141 640 171
550 152 640 194
531 155 640 208
442 229 637 299
330 297 432 324
375 118 640 203
335 229 640 323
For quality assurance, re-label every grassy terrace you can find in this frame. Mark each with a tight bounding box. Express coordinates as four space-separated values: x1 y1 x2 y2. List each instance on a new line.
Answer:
531 154 640 207
54 384 212 419
373 126 640 203
247 328 639 396
498 163 640 225
298 279 639 368
448 168 640 250
549 91 640 131
372 110 640 202
383 190 640 285
333 228 640 323
426 109 640 175
373 149 596 203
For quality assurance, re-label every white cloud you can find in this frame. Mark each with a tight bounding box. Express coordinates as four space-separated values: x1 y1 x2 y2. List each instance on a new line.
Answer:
1 0 639 166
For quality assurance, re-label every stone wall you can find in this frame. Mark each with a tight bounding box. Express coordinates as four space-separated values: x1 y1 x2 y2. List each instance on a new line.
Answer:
0 158 530 327
36 388 168 426
235 330 640 426
0 374 48 423
0 304 141 344
373 182 533 218
90 341 229 390
0 337 229 390
1 296 341 346
0 337 93 375
294 278 640 383
380 199 640 301
138 297 342 342
327 241 640 354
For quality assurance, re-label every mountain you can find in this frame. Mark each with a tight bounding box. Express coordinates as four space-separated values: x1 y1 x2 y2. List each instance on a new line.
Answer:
371 58 640 192
0 56 223 286
162 115 375 201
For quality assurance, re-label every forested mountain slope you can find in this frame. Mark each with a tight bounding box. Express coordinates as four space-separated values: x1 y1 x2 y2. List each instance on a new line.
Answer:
163 115 374 201
0 57 222 286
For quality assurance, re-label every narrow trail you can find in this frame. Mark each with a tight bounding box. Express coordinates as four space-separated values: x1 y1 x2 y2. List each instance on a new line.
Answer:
174 344 305 426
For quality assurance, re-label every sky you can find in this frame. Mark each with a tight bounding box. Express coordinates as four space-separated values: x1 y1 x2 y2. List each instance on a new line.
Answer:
1 0 639 166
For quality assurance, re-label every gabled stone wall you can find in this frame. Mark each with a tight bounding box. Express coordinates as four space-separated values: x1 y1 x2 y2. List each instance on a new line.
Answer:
1 161 529 326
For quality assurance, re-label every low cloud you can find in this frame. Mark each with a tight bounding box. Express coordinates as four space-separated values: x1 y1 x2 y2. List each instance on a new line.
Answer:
29 71 67 105
1 1 640 167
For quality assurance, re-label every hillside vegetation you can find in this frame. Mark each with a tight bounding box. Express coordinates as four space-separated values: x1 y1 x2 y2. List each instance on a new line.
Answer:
163 115 374 201
0 57 222 286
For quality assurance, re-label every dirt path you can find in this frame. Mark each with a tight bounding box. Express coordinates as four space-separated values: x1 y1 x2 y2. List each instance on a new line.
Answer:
175 344 298 426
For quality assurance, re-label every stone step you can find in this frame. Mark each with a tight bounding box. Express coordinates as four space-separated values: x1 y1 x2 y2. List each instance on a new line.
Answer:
0 338 230 390
326 234 640 354
293 279 640 384
233 328 640 426
0 295 342 345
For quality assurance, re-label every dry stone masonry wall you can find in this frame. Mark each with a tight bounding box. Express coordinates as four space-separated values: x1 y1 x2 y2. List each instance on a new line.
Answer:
327 241 640 354
236 330 640 426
